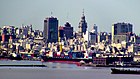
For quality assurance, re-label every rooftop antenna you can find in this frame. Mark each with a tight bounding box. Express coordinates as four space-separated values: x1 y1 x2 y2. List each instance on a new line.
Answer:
82 9 84 16
51 12 53 17
22 24 24 27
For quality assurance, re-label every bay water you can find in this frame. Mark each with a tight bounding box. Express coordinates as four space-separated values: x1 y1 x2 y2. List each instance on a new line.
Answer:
0 60 139 79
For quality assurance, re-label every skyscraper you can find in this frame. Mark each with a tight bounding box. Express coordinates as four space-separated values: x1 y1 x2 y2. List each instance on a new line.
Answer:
78 10 87 37
58 22 73 40
93 24 98 34
44 16 58 43
112 22 133 43
58 26 64 39
64 22 73 39
112 23 133 35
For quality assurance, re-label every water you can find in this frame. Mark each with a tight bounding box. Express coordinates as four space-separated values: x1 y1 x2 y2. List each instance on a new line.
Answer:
0 60 139 79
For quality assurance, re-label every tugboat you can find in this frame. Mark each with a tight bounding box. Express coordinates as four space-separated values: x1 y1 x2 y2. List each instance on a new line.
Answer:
111 68 140 74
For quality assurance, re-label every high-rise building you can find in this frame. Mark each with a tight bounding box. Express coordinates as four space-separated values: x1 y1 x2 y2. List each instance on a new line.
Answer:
64 22 73 39
112 22 133 43
78 10 87 38
92 24 98 34
44 16 58 43
89 32 97 44
58 22 73 40
89 24 98 44
98 32 107 43
58 26 64 39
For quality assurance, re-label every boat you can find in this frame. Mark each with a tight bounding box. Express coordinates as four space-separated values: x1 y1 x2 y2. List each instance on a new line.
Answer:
111 68 140 74
41 51 92 65
41 56 92 65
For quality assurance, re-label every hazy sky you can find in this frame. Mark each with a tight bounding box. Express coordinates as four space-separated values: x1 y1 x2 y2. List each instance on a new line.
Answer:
0 0 140 34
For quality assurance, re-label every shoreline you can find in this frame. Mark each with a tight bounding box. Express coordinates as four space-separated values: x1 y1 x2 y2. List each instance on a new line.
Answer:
0 63 140 68
80 63 140 68
1 59 140 68
0 64 47 67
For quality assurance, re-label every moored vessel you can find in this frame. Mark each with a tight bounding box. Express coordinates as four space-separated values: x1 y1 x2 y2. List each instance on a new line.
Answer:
111 68 140 74
41 56 92 65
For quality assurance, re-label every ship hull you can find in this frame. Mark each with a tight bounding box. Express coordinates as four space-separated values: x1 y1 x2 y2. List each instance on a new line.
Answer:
111 68 140 74
41 56 92 64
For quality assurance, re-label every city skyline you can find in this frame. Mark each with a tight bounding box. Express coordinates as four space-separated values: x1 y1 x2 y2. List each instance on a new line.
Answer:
0 0 140 34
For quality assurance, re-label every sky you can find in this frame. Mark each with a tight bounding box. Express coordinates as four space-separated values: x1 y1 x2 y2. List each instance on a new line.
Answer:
0 0 140 34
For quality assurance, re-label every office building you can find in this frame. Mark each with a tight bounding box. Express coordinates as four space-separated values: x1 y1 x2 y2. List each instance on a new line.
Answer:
89 32 97 44
64 22 73 39
78 11 87 38
58 22 73 40
112 22 133 43
58 26 64 39
44 16 58 43
92 24 98 34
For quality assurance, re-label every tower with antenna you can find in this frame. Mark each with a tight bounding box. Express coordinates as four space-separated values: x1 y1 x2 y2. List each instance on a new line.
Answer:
78 9 88 36
50 12 53 17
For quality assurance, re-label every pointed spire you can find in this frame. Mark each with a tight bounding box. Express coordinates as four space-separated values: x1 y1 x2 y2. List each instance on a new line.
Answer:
78 9 87 35
50 12 53 17
82 9 84 16
81 9 85 20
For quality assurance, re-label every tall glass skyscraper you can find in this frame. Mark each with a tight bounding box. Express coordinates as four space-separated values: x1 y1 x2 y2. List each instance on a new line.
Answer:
44 16 58 43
